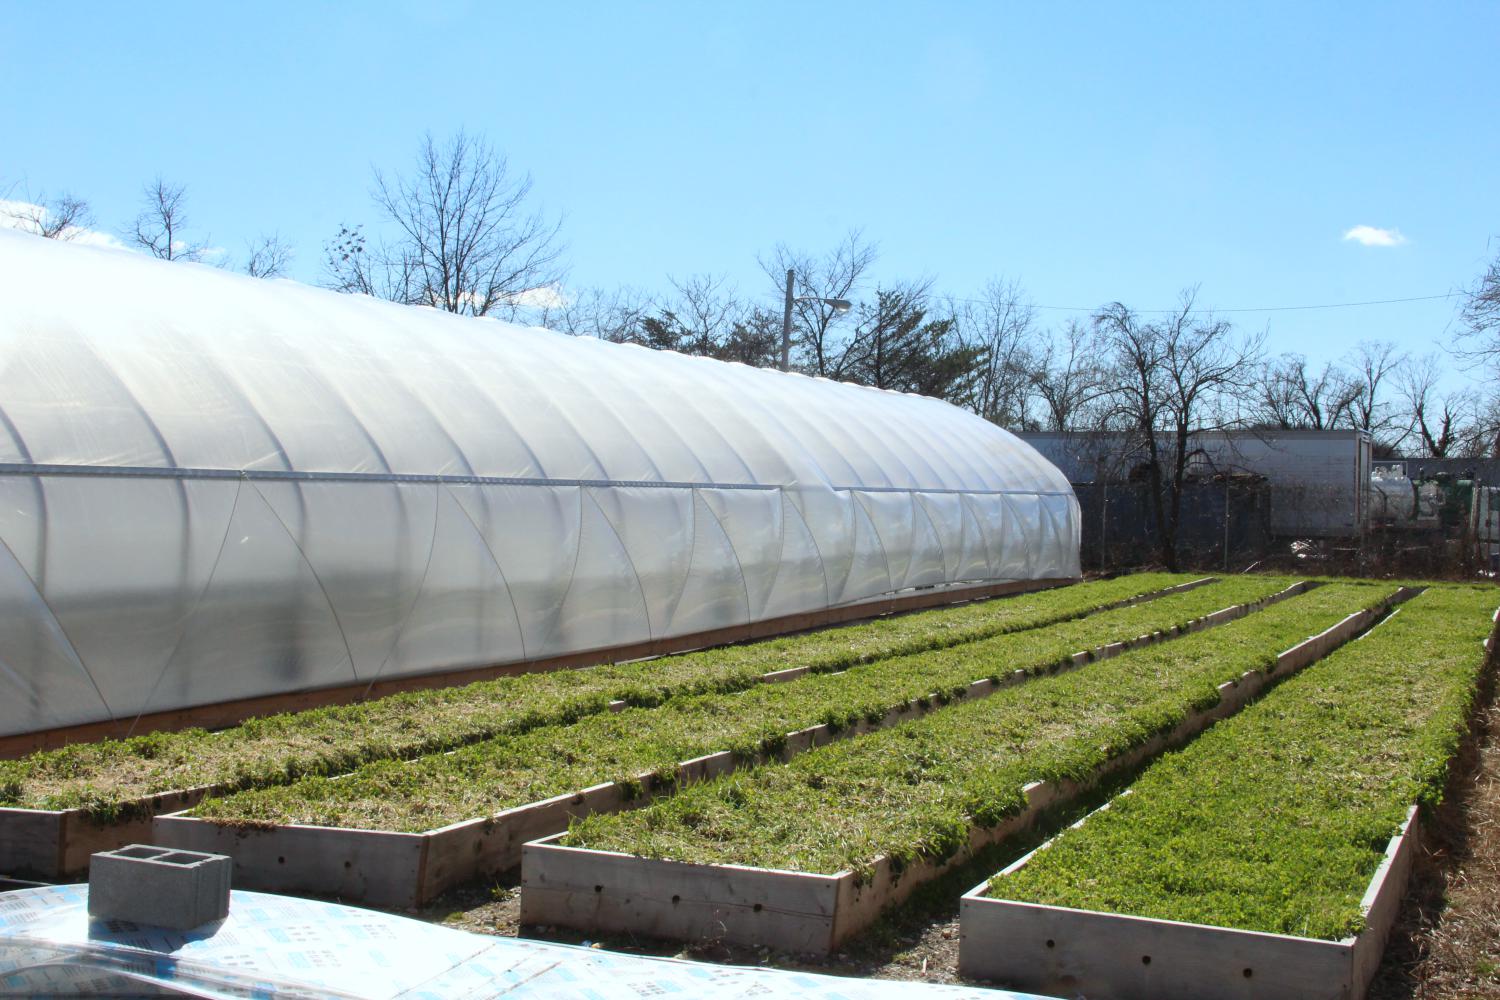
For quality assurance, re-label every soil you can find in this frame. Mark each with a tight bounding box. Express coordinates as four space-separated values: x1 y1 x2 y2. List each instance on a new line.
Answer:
411 860 976 987
1370 665 1500 999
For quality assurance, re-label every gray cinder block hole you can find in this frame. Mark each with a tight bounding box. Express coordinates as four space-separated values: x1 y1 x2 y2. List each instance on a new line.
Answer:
88 843 232 931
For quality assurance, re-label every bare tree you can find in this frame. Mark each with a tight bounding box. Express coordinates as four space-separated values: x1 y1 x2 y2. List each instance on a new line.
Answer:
1094 289 1264 569
1397 354 1484 458
566 276 782 366
1452 242 1500 454
3 190 95 240
1459 243 1500 369
1344 340 1410 449
326 131 566 319
323 224 369 292
244 234 292 278
657 274 743 355
760 229 876 375
1029 320 1110 432
1252 358 1301 430
956 278 1038 427
324 224 405 298
129 177 209 261
1253 355 1356 430
1462 394 1500 458
549 286 656 342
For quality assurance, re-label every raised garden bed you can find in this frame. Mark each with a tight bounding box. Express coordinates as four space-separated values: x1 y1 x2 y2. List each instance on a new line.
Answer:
517 583 1409 953
148 577 1293 906
958 586 1499 1000
0 573 1195 878
2 576 1090 760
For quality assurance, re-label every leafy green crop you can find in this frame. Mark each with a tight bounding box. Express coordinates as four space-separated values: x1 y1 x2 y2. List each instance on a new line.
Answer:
561 582 1391 877
192 576 1290 831
0 573 1194 818
997 585 1497 940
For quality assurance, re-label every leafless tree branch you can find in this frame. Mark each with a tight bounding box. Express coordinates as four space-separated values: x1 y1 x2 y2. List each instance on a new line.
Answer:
244 233 292 278
3 190 95 240
128 177 209 262
1091 287 1264 568
759 229 876 375
1344 340 1410 450
1458 243 1500 369
328 130 567 318
954 278 1040 427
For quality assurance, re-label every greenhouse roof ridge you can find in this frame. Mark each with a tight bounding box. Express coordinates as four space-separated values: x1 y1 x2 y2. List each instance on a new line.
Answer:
0 227 1069 497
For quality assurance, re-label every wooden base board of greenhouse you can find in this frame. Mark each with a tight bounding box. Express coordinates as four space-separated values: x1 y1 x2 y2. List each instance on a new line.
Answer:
0 577 1085 759
516 588 1417 954
957 807 1420 1000
0 575 1225 881
146 580 1282 906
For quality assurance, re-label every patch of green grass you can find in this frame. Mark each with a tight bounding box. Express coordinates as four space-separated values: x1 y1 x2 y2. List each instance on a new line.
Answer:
0 573 1195 819
561 582 1391 877
997 585 1497 940
192 577 1291 831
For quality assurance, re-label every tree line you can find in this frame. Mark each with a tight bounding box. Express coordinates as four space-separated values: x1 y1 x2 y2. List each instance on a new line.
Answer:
7 129 1499 468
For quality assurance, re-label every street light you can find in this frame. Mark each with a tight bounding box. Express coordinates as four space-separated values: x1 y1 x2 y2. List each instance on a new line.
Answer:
780 268 852 372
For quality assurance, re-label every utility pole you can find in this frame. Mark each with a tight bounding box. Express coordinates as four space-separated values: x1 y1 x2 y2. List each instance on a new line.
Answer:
780 268 795 372
777 268 851 374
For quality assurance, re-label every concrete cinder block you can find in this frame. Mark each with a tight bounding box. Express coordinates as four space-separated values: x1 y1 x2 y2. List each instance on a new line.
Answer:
88 844 231 930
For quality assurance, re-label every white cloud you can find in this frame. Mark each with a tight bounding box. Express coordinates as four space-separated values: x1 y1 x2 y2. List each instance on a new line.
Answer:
1342 225 1407 248
506 284 568 310
451 285 569 314
64 227 129 251
0 199 131 251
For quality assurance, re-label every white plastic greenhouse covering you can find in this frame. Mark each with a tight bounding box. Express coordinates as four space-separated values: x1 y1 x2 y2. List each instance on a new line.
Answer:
0 230 1080 738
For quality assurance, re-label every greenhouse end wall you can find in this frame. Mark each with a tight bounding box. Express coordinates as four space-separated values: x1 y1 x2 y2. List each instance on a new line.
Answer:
0 230 1080 738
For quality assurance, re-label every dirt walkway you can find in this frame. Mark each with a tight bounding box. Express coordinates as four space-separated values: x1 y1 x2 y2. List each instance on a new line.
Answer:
1371 670 1500 999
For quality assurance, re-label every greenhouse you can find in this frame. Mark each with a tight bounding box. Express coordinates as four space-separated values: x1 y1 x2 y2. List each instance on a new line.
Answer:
0 230 1079 738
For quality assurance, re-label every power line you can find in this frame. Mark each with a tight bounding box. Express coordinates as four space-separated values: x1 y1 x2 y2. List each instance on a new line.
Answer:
945 291 1460 315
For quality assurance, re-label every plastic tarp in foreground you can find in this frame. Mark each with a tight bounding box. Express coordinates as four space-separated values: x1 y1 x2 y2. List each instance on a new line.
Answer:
0 230 1080 737
0 884 1053 998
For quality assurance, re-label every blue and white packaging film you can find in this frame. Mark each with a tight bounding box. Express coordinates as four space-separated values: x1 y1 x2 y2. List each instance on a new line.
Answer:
0 886 1047 999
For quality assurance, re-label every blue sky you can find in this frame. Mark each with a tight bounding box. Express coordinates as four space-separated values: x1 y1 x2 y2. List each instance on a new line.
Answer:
3 1 1496 383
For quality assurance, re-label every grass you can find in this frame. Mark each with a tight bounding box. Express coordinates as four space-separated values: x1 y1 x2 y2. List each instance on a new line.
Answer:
189 576 1290 831
996 585 1498 940
0 573 1195 819
560 581 1392 878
